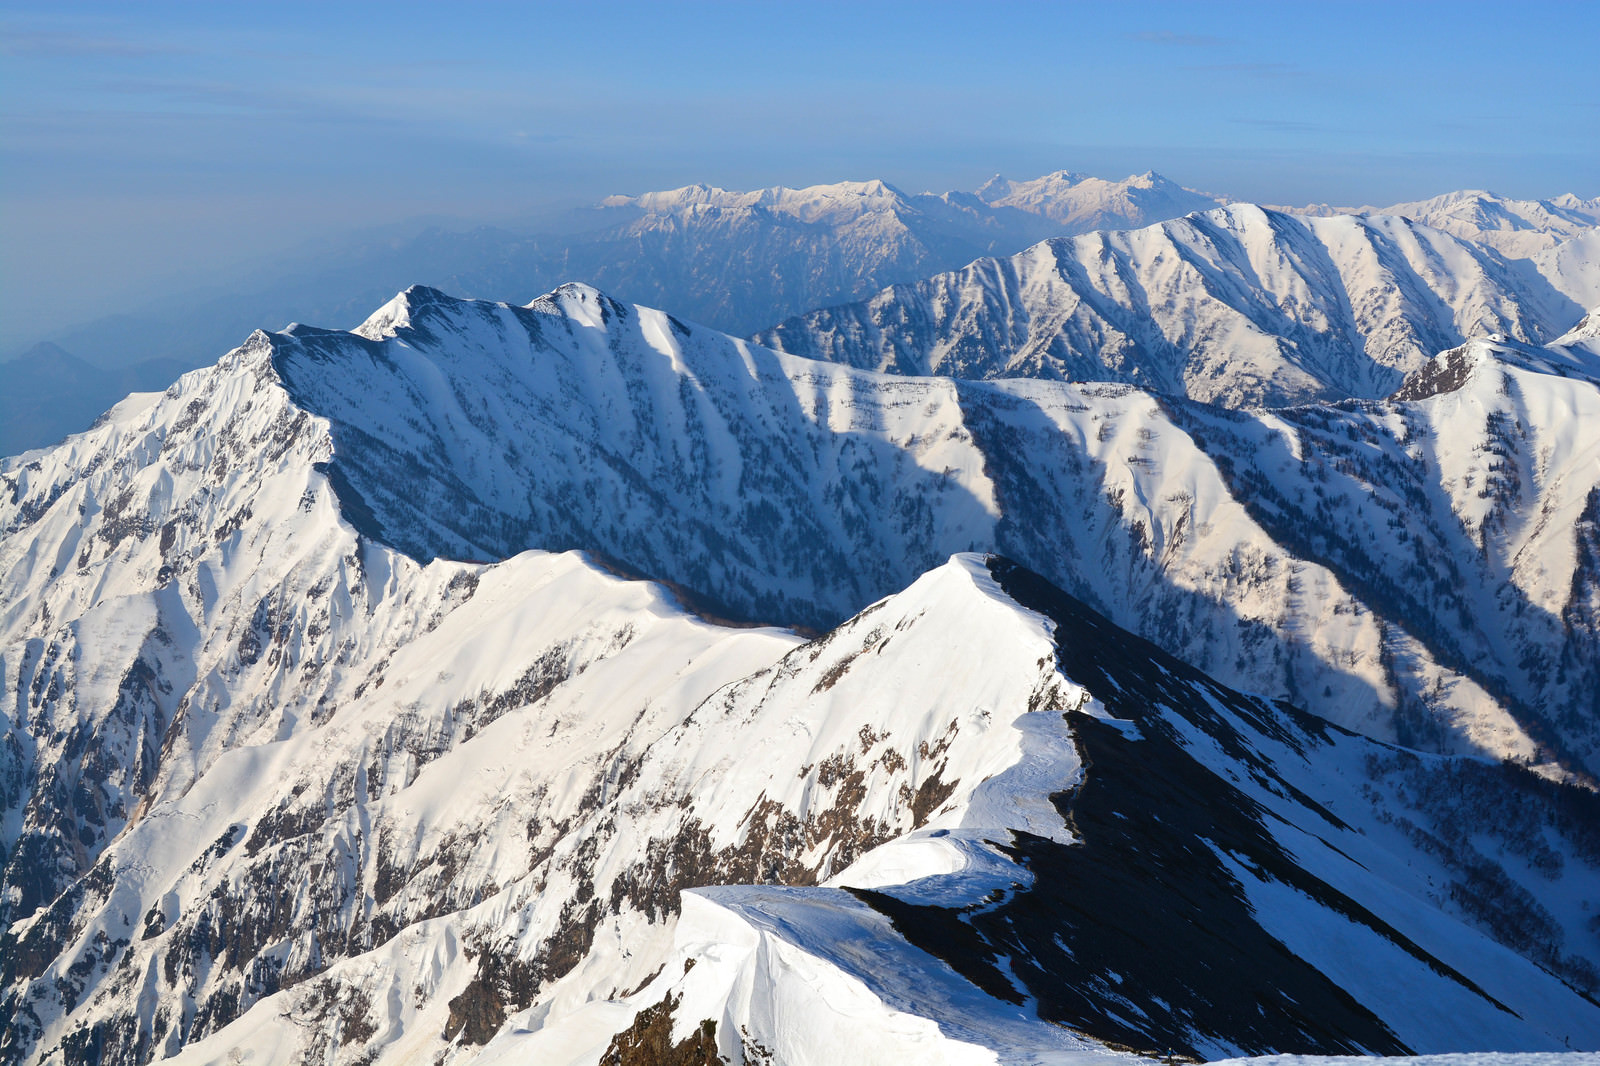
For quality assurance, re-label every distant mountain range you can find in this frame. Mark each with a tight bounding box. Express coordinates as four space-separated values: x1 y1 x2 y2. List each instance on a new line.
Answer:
0 344 189 458
1285 188 1600 259
3 281 1598 1063
0 170 1218 455
5 169 1600 1064
5 169 1222 376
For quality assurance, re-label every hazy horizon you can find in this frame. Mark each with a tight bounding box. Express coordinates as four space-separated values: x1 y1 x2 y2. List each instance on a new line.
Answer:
4 0 1597 354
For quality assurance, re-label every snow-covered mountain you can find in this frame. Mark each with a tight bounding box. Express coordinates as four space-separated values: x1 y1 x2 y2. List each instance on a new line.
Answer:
20 283 1598 773
755 204 1599 408
1309 190 1600 261
975 169 1225 231
5 283 1600 1062
556 178 1068 336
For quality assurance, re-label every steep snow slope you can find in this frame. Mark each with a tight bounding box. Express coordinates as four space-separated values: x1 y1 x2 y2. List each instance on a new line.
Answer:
1533 229 1600 312
850 558 1600 1058
975 169 1225 231
755 205 1589 407
226 283 1600 774
7 538 1598 1063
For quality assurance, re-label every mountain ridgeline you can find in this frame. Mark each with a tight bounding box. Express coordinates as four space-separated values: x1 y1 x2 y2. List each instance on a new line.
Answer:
270 284 1600 777
3 174 1600 1065
756 203 1599 408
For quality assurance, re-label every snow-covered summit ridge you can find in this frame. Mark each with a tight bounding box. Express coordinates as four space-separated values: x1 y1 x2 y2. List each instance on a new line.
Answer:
135 281 1600 781
600 178 908 223
758 202 1596 407
1371 189 1600 259
1390 327 1600 402
974 168 1225 229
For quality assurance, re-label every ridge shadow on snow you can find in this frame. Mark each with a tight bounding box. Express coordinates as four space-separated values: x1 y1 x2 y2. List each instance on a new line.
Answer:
852 557 1600 1059
261 283 1600 780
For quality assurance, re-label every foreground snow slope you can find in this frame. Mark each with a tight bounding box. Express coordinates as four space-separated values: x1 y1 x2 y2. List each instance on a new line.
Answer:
8 539 1598 1063
756 205 1595 407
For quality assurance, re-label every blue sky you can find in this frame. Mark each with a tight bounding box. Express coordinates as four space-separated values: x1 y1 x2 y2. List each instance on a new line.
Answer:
3 0 1597 348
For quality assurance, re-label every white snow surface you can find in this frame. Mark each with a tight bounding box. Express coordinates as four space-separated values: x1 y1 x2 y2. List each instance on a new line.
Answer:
757 203 1595 407
259 283 1600 774
0 344 1104 1062
1375 189 1600 259
975 169 1225 231
5 283 1600 1063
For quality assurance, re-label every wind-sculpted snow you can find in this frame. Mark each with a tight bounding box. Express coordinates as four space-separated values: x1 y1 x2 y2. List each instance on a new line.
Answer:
756 205 1591 408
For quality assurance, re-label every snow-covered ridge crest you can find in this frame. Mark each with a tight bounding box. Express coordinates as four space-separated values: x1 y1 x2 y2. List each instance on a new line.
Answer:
601 178 907 223
352 283 453 340
0 532 1092 1063
756 202 1593 407
121 280 1600 780
1373 188 1600 259
1388 318 1600 401
974 168 1225 230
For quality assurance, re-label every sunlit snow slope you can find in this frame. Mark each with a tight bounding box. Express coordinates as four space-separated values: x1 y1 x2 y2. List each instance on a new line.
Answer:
756 205 1595 407
242 284 1600 776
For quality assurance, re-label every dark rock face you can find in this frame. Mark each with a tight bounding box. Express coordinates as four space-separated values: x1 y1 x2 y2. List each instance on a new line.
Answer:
598 992 720 1066
1389 344 1479 401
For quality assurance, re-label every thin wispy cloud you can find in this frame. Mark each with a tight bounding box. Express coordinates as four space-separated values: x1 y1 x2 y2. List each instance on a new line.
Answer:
1232 118 1326 133
95 77 299 113
1127 31 1227 47
1184 62 1307 80
0 27 188 58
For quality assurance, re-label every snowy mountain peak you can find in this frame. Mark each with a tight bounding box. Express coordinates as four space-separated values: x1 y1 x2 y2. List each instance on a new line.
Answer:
601 179 911 225
1555 304 1600 345
972 169 1225 228
757 201 1594 407
1374 188 1600 258
974 169 1091 200
353 283 453 340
